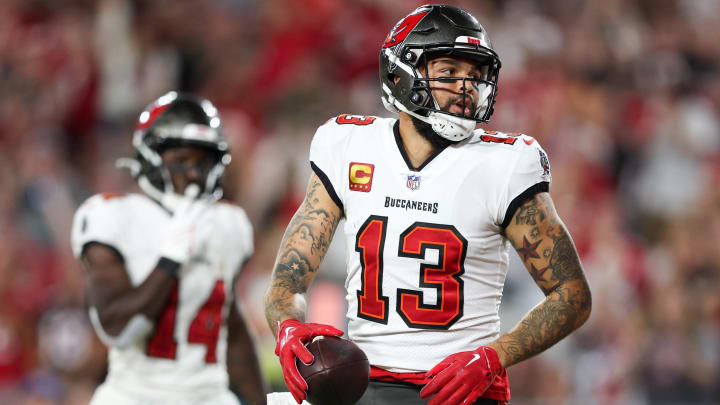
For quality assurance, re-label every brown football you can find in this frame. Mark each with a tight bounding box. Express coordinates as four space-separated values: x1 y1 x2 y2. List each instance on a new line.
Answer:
296 336 370 405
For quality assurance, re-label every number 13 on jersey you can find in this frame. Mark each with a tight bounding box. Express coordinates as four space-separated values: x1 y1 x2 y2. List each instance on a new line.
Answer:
355 215 467 330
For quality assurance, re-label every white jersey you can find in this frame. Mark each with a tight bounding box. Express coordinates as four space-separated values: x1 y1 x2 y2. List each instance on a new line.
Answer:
309 115 551 373
71 193 253 399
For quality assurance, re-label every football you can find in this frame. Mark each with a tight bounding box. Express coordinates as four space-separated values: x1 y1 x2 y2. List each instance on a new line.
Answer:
297 336 370 405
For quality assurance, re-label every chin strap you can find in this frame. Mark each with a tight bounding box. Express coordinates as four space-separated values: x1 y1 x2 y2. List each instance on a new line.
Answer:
426 111 477 141
382 83 476 141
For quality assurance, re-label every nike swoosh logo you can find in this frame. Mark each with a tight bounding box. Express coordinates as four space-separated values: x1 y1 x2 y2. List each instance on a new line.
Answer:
465 353 481 367
523 138 535 145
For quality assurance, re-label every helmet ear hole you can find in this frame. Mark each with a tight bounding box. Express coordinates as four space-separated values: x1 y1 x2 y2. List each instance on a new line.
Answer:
388 73 400 85
411 86 432 107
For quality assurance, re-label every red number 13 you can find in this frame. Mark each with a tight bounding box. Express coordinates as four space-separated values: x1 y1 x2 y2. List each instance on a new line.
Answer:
355 216 467 330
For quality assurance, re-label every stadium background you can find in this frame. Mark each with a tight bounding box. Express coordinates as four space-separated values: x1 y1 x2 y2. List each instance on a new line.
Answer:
1 0 719 403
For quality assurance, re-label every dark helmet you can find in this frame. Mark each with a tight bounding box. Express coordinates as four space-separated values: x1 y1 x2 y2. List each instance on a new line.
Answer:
379 4 501 141
117 91 231 204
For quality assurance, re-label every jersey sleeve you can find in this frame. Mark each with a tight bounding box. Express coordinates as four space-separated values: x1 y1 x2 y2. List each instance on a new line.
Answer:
308 118 346 212
71 194 125 259
498 137 552 228
209 203 254 278
233 207 254 264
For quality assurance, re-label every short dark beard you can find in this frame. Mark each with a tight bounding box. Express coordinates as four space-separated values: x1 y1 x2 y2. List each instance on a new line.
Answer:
411 116 459 149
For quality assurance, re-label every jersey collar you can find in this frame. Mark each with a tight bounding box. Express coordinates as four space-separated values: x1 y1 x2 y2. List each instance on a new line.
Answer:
393 121 448 172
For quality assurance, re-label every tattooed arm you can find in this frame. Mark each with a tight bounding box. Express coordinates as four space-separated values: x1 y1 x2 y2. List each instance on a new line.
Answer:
489 192 591 368
263 173 343 335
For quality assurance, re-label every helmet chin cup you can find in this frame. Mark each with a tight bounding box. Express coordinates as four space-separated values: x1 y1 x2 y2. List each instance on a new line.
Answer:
427 112 476 141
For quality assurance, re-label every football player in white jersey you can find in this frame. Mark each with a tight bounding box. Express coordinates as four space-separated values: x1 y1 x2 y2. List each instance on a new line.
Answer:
71 92 266 405
265 4 591 405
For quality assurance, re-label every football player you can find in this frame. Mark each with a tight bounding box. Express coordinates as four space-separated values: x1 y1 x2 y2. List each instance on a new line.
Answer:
264 5 592 405
71 92 267 405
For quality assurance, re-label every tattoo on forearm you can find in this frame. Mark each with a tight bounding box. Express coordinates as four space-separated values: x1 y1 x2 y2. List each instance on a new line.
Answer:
496 280 590 366
264 177 342 331
500 192 591 367
265 293 305 329
273 249 312 294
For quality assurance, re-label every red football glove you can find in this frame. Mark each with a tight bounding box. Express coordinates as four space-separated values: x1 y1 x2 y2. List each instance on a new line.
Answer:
420 346 504 405
274 318 344 404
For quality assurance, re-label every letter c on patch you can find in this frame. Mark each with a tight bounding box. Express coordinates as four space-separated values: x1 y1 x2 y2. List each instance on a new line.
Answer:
350 164 372 184
348 162 375 192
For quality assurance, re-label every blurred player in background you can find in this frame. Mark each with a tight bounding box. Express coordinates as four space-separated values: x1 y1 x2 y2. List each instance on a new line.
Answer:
71 92 267 405
265 5 591 405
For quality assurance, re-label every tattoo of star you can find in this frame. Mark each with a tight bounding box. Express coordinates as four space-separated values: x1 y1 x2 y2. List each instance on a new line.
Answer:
517 236 541 262
529 263 550 281
530 227 540 239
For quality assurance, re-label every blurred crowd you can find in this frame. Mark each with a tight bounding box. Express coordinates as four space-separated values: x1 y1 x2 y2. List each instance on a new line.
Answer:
1 0 719 404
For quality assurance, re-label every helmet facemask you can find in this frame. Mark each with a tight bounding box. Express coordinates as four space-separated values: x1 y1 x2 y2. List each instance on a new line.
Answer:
383 45 500 142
